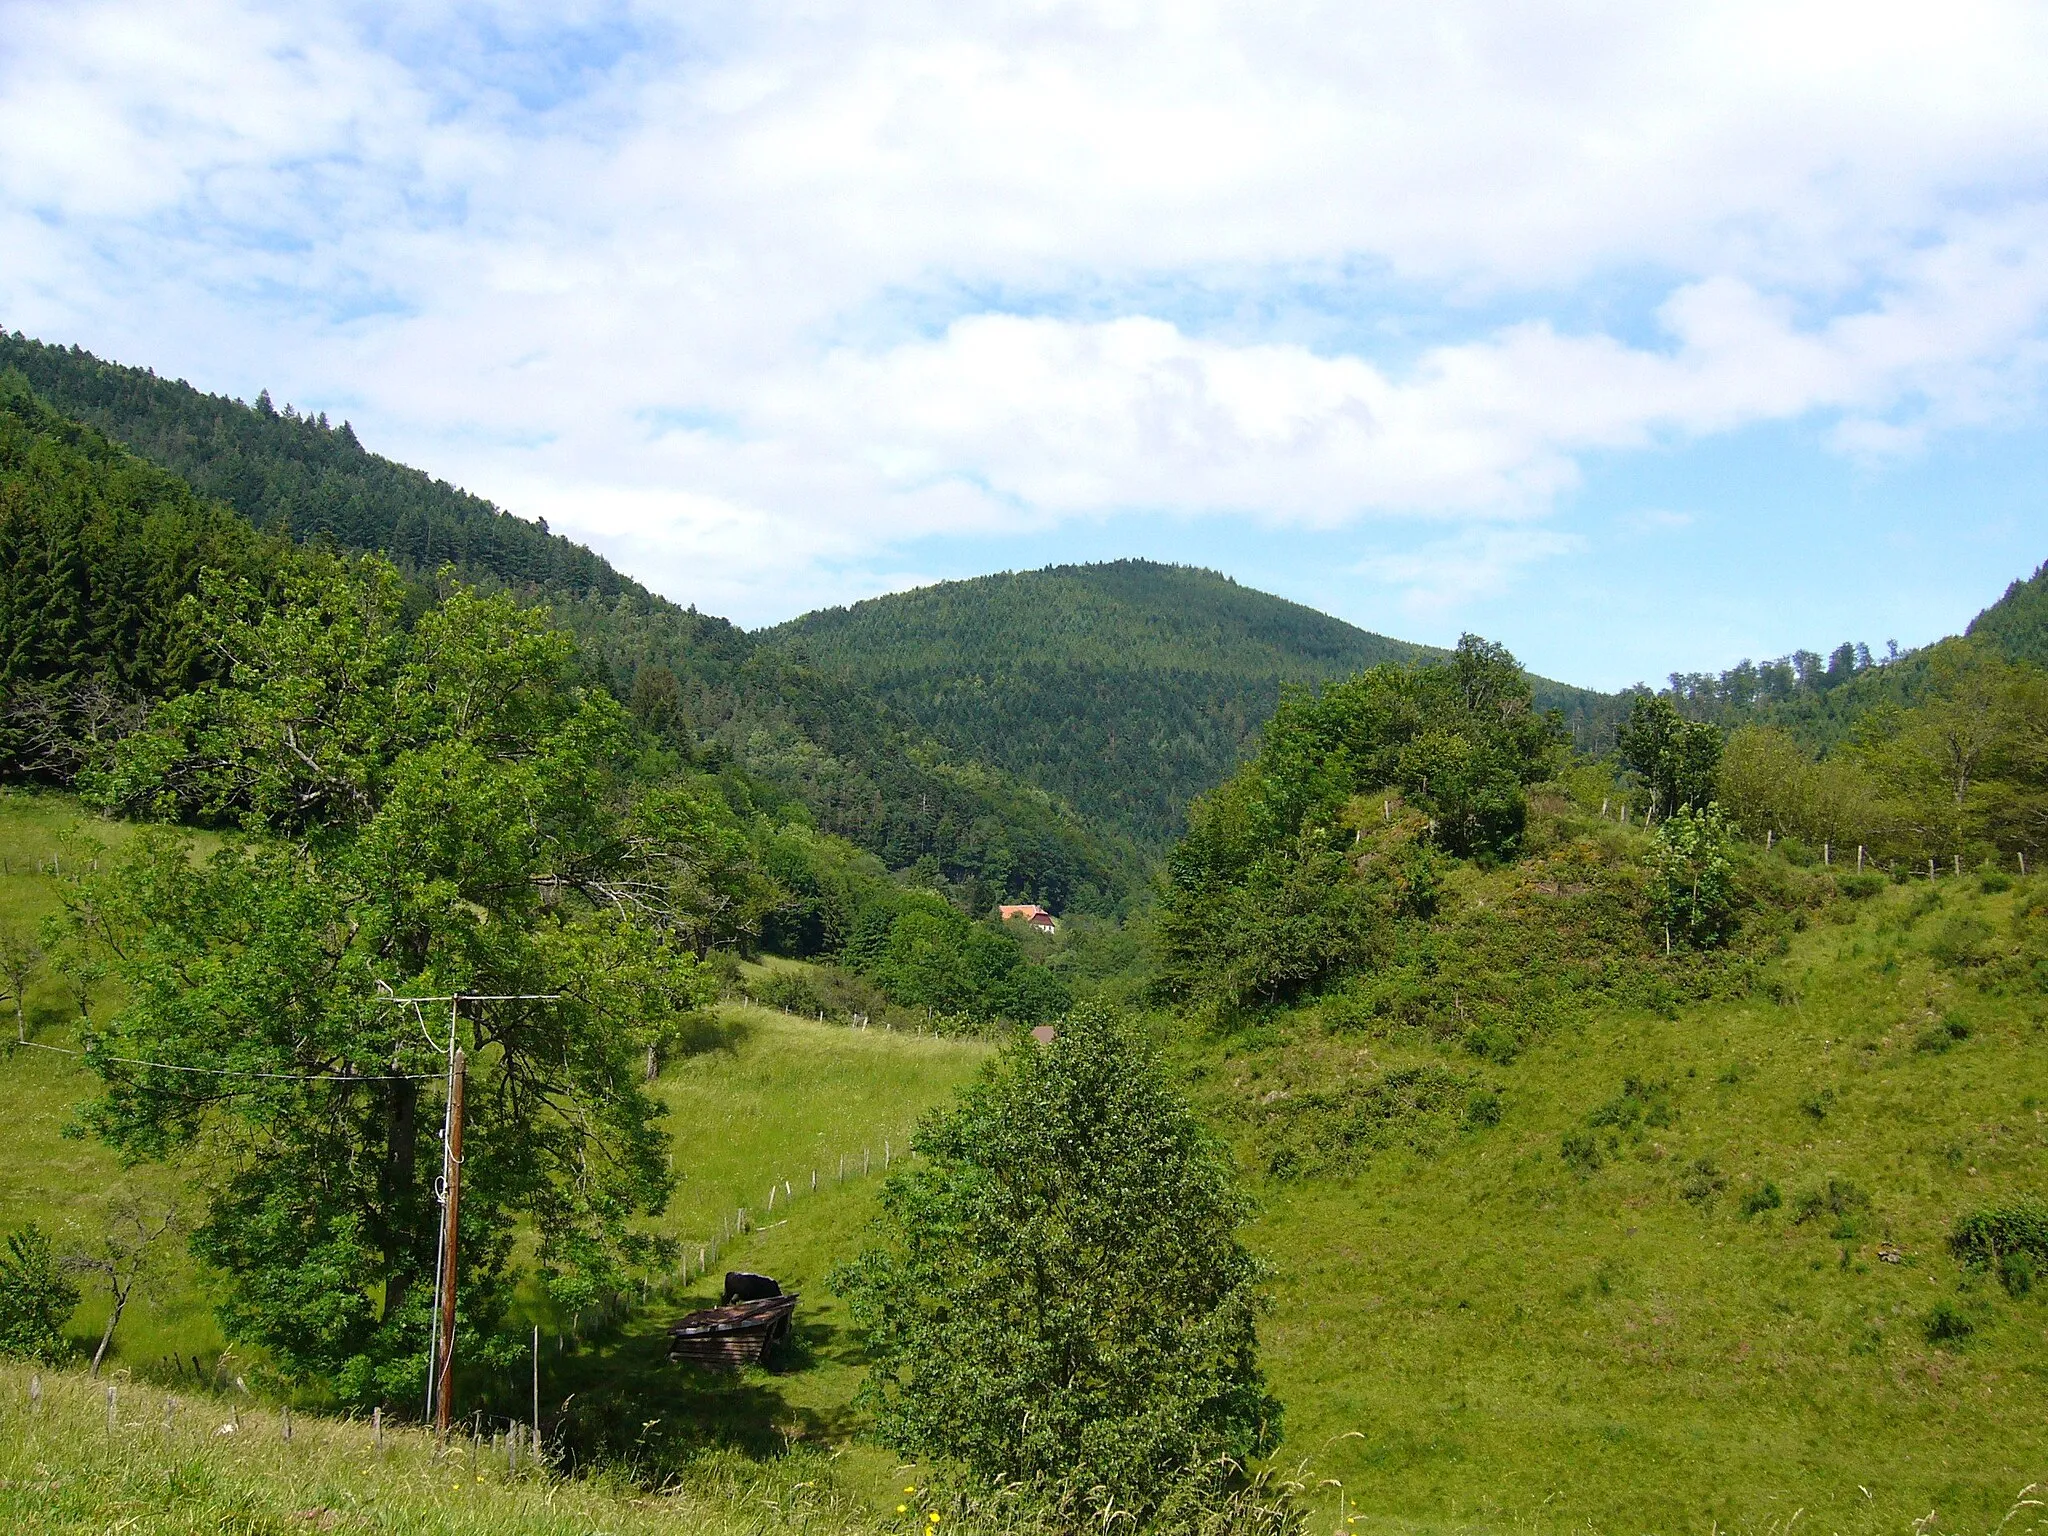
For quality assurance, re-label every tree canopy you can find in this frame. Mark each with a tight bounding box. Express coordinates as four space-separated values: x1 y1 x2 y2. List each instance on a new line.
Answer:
69 559 701 1404
833 1004 1276 1519
1155 637 1561 1009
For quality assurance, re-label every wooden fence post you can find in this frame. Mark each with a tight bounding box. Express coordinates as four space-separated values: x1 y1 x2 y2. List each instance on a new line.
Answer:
373 1404 383 1449
106 1384 116 1433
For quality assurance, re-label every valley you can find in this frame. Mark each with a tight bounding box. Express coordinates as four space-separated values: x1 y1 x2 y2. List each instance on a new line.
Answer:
0 333 2044 1534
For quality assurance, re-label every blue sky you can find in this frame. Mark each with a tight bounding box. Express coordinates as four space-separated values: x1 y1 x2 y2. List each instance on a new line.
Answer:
2 1 2045 690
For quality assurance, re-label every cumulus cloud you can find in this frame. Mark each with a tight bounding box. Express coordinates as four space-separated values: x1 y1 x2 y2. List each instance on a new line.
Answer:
2 0 2047 623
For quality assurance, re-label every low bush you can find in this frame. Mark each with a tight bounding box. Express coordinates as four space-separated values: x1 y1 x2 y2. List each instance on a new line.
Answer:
1793 1178 1871 1240
0 1224 78 1361
1914 1014 1972 1053
1678 1158 1726 1207
1923 1300 1975 1345
1836 872 1886 901
1739 1181 1783 1218
1256 1065 1490 1179
1587 1076 1678 1134
1949 1199 2048 1296
1560 1132 1603 1176
1929 913 1997 968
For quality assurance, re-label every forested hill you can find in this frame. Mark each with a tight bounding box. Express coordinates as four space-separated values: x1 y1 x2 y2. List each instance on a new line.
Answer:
1653 556 2048 751
0 334 1136 911
768 561 1621 849
1969 558 2048 668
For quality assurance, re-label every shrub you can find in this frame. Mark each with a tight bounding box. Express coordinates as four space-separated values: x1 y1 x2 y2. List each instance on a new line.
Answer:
1999 1250 2037 1297
1923 1300 1975 1345
1588 1076 1678 1134
1255 1065 1490 1179
832 1004 1278 1521
1464 1086 1504 1128
1836 873 1886 901
1794 1179 1870 1234
1560 1132 1603 1175
1949 1199 2048 1296
1799 1087 1836 1122
1740 1181 1783 1218
1678 1158 1727 1207
0 1224 79 1361
1981 870 2013 894
1647 805 1736 948
1929 913 1995 968
747 969 826 1017
1913 1014 1972 1054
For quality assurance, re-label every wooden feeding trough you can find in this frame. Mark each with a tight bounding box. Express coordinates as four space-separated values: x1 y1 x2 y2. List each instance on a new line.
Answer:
667 1293 799 1370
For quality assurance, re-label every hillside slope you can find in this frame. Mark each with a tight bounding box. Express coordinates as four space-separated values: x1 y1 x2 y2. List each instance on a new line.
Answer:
1970 558 2048 669
1201 846 2048 1535
770 561 1620 849
0 332 1136 908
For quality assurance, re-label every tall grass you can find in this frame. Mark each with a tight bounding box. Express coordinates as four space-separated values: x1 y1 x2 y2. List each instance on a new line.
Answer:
0 1362 1316 1536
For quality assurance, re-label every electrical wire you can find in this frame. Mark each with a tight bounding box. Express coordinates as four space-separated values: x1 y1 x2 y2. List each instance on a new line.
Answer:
12 1038 442 1081
11 992 559 1082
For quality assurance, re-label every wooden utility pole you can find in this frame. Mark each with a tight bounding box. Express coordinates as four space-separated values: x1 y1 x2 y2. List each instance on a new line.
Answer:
433 1046 467 1440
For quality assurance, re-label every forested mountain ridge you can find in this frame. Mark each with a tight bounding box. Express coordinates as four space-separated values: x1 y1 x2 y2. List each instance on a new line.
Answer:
0 333 1135 910
1969 557 2048 668
1656 557 2048 753
768 561 1621 849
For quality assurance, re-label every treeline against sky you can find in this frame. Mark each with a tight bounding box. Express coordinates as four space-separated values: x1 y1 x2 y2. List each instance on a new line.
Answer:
771 559 1623 849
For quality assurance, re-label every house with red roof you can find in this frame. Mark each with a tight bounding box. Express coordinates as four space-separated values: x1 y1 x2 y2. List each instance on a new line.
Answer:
998 903 1059 934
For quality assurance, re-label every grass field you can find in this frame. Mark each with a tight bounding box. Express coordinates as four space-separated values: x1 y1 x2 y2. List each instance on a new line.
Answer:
5 789 2048 1533
1228 868 2048 1536
0 1360 918 1536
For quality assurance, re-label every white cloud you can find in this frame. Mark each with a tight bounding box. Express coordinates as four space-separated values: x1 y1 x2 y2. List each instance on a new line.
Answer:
3 0 2048 624
1350 526 1588 614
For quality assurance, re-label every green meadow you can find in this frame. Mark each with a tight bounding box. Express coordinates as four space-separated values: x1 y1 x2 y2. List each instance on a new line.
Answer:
4 790 2047 1533
1240 868 2048 1535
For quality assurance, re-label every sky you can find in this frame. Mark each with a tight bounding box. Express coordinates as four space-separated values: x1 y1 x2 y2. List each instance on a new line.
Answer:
2 1 2045 690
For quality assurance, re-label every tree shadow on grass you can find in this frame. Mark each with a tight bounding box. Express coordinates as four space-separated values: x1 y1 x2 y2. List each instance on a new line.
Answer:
525 1293 862 1478
673 1008 752 1060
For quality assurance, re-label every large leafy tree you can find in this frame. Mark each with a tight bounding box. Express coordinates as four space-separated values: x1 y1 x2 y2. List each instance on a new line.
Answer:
1157 636 1558 1007
1616 694 1722 819
68 559 698 1405
833 1004 1277 1519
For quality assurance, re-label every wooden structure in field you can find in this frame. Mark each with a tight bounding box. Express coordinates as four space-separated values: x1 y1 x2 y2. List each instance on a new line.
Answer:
666 1294 799 1369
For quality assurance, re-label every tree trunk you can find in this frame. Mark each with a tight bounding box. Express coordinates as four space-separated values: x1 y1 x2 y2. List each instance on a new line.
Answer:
381 1076 419 1321
90 1277 131 1376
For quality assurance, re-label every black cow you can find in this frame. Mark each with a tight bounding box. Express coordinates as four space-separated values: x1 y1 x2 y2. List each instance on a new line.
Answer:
723 1271 782 1304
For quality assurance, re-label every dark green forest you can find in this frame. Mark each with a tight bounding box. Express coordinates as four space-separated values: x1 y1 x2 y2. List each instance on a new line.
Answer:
770 560 1621 848
0 334 1132 913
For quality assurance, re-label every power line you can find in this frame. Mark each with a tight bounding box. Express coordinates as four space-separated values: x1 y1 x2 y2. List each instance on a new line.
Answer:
13 1038 442 1082
7 989 568 1082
